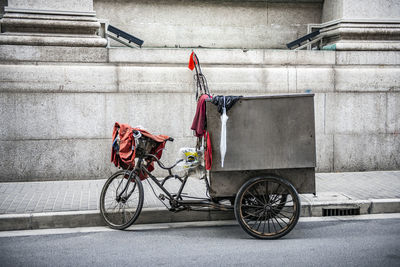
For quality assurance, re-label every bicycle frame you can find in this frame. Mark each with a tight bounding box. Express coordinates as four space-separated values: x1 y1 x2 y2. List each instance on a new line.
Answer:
133 153 233 211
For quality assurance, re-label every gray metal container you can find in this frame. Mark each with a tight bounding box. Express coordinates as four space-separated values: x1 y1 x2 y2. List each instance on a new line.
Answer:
206 94 316 197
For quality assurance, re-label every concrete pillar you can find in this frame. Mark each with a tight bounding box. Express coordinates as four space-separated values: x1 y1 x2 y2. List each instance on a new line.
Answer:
0 0 107 47
317 0 400 50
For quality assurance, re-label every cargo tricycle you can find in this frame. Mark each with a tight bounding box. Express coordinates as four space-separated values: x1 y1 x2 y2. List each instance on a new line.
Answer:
100 93 316 239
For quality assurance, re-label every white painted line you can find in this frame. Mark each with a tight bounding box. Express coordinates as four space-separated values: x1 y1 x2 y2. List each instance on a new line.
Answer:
299 213 400 222
126 220 238 231
0 221 238 238
370 198 400 203
0 226 116 238
1 213 399 238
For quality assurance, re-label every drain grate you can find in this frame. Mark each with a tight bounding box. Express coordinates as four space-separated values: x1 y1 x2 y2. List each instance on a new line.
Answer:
322 208 360 216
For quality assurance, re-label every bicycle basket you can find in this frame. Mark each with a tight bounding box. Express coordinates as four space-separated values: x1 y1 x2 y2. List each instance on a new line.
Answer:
133 131 157 158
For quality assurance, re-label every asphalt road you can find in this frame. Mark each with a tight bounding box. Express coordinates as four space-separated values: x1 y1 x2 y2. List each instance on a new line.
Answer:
0 216 399 267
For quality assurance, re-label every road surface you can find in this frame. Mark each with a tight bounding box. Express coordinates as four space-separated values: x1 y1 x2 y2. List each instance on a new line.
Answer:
0 215 399 267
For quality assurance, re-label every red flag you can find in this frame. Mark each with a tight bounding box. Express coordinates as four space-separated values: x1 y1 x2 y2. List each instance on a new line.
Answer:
188 51 195 70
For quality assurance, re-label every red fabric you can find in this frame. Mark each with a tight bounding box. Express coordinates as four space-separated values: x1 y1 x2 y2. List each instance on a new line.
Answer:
191 94 211 137
111 123 135 170
111 122 169 180
133 128 169 143
188 52 198 71
205 131 212 170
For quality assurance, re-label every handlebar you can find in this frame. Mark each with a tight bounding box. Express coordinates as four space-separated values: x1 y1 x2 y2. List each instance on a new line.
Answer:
143 153 182 170
133 129 173 142
132 130 142 139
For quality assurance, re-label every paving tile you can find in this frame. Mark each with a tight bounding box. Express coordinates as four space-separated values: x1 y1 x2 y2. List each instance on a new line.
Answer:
0 171 399 215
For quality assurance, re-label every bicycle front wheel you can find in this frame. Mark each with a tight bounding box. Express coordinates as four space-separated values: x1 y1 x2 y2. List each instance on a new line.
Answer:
100 170 144 230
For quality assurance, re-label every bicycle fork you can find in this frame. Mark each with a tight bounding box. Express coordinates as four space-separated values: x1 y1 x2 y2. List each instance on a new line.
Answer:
116 171 137 203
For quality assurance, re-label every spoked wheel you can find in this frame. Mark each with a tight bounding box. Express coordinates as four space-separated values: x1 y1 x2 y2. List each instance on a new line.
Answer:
100 170 144 230
234 176 300 239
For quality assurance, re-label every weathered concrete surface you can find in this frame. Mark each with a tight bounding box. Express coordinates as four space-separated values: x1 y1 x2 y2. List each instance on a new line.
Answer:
319 0 400 50
0 139 111 181
0 137 196 181
0 65 118 92
0 46 399 181
321 0 343 23
6 0 94 12
323 0 400 22
336 51 400 65
0 0 6 17
387 93 400 133
0 0 107 47
335 67 400 92
0 45 108 62
94 0 323 49
325 93 387 134
334 134 400 172
315 134 334 172
0 93 194 141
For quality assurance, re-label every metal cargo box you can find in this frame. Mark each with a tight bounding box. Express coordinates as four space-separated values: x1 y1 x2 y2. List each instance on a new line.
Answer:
206 94 316 197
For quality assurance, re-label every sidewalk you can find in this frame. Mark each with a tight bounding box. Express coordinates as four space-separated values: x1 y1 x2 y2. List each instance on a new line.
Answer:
0 171 399 231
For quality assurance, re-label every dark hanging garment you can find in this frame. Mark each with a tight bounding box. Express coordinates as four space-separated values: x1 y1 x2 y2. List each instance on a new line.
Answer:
191 94 212 137
211 95 242 114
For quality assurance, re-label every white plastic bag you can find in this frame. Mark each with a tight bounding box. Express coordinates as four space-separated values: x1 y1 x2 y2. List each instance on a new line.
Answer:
176 147 202 169
175 147 204 178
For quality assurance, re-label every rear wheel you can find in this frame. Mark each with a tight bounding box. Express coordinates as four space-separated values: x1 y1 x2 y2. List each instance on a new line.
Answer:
234 176 300 239
100 170 144 230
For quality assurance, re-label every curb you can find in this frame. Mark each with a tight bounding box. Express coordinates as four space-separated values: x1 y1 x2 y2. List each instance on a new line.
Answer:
1 199 399 231
0 208 235 231
301 198 400 217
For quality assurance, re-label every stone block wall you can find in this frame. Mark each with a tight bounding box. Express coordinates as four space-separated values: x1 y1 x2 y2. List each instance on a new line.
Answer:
94 0 323 49
0 0 399 182
0 46 399 181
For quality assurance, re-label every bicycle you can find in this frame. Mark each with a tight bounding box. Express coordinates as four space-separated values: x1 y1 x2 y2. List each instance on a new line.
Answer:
100 129 301 239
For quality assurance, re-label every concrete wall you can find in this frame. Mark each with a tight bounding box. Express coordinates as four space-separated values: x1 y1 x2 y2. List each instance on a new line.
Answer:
0 46 399 181
322 0 400 22
1 0 399 182
322 0 343 22
341 0 400 20
6 0 93 12
94 0 323 49
0 0 7 17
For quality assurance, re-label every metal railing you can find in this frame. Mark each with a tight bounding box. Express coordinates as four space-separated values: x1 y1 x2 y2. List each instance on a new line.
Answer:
106 24 144 48
286 30 321 50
